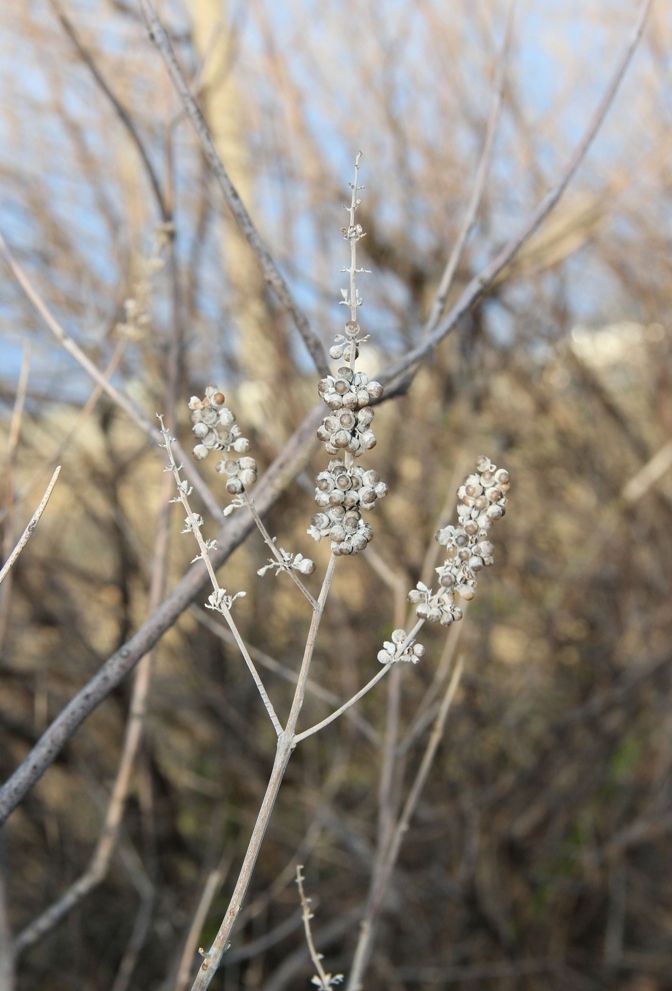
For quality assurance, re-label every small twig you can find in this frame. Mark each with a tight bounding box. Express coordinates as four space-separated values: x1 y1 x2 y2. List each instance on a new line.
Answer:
245 495 317 608
0 345 32 649
49 0 169 221
423 0 516 335
293 620 425 745
346 657 465 991
14 468 170 955
0 339 126 526
0 401 324 827
159 418 283 737
138 0 330 378
0 829 14 991
0 466 61 588
398 616 466 756
173 854 231 991
192 607 379 746
109 887 155 991
296 866 343 990
188 556 337 990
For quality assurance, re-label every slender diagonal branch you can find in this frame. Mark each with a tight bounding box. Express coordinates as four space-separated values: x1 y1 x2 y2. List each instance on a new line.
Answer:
346 657 465 991
378 0 654 388
0 467 61 587
138 0 330 378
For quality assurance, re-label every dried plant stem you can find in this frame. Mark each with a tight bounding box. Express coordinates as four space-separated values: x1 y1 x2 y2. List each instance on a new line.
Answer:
296 866 340 990
0 829 13 991
346 656 465 991
160 420 282 737
173 853 231 991
0 340 126 527
379 0 654 388
0 466 61 588
49 0 169 221
138 0 330 379
293 620 425 745
189 555 337 990
0 345 31 650
423 0 516 335
192 608 379 746
244 495 317 608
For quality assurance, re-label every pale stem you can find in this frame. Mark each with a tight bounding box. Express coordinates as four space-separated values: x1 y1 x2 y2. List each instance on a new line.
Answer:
0 230 221 522
0 467 61 587
296 866 334 989
346 657 465 991
159 420 282 737
293 619 425 745
14 469 173 955
423 0 517 335
245 494 317 608
174 854 231 991
188 556 337 990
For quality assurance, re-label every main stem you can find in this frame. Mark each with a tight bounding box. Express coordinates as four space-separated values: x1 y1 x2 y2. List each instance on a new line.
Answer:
189 554 337 990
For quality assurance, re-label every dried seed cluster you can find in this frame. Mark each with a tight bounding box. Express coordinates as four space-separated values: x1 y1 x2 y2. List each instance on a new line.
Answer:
408 457 510 626
311 373 388 555
188 385 258 494
309 158 388 556
377 629 426 665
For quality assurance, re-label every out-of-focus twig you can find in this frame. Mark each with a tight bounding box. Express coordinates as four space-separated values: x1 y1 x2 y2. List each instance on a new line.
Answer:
138 0 330 378
49 0 170 221
423 0 517 334
346 656 465 991
0 466 61 588
173 853 231 991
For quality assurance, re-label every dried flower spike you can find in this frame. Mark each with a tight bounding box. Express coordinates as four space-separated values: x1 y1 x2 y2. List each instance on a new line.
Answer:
309 155 387 556
408 457 510 626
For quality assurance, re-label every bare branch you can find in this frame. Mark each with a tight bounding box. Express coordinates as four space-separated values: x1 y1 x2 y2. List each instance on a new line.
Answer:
138 0 331 378
0 467 61 588
423 0 517 335
49 0 169 221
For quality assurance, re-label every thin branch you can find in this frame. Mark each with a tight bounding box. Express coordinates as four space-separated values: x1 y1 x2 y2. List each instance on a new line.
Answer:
188 556 337 990
173 854 231 991
293 620 426 746
138 0 330 378
0 466 61 588
192 607 379 746
423 0 516 335
296 866 343 990
0 339 126 526
378 0 654 388
346 657 465 991
49 0 169 221
0 345 32 648
13 468 171 955
245 495 317 608
159 419 283 737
